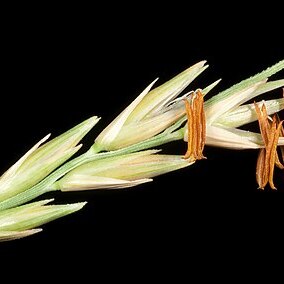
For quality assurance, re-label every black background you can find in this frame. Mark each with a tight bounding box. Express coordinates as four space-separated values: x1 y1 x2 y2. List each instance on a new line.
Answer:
1 4 284 275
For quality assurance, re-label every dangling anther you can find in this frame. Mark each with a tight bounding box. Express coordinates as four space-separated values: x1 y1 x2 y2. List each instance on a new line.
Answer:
184 90 206 161
254 102 284 190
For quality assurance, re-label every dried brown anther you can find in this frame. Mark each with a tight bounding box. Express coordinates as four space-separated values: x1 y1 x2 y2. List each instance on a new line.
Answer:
184 90 206 161
255 102 284 190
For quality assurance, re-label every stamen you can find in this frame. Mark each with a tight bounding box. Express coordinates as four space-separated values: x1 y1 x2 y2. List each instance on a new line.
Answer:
256 148 266 189
275 114 284 169
254 102 270 146
184 90 206 161
266 118 277 189
269 120 283 189
255 102 284 190
184 99 194 160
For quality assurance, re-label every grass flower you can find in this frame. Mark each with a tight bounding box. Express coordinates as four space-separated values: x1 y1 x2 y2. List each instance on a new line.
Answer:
94 61 209 151
0 199 85 241
54 150 192 191
0 116 99 202
182 60 284 189
184 61 284 151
